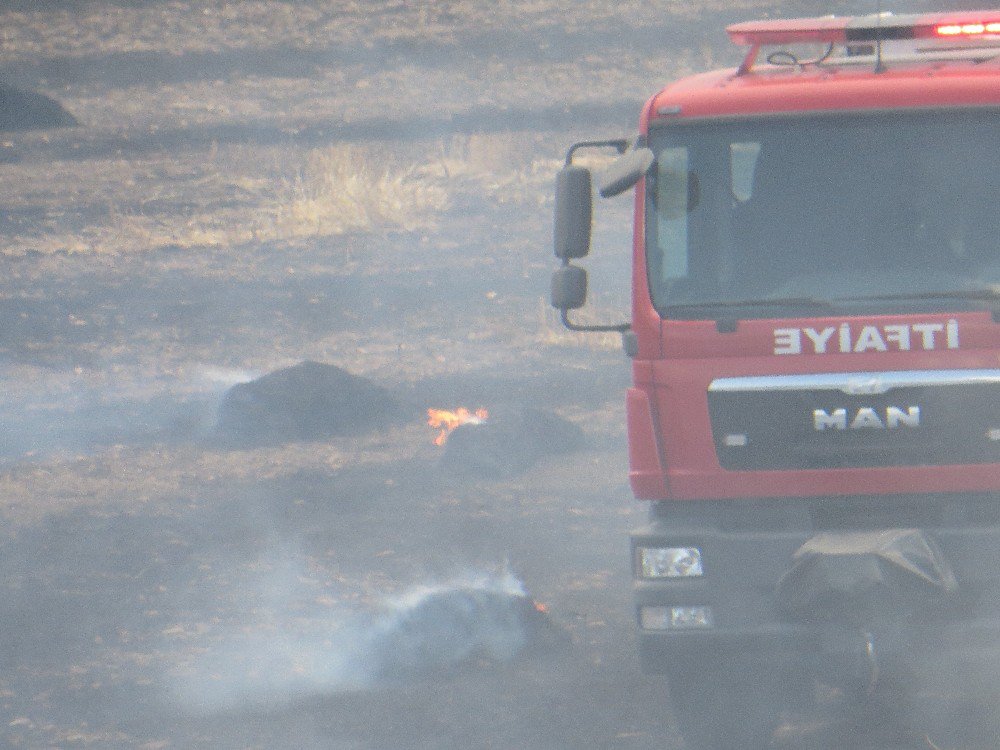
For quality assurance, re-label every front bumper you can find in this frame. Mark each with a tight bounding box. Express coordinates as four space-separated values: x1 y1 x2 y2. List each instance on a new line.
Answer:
632 495 1000 681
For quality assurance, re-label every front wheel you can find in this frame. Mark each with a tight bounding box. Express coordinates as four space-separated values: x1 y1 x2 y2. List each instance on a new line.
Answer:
665 648 932 750
666 653 788 750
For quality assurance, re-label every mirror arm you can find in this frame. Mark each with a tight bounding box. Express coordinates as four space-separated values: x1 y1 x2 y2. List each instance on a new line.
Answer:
555 138 633 335
560 308 630 333
566 139 629 165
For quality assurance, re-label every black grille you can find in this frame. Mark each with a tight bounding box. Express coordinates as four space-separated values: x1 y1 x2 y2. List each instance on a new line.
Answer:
708 380 1000 470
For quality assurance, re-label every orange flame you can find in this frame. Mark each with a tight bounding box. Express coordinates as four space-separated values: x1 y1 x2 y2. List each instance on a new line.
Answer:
427 407 488 446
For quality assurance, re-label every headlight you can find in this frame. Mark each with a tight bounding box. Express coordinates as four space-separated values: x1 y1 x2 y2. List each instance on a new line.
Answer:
669 605 714 629
639 605 714 630
638 546 703 578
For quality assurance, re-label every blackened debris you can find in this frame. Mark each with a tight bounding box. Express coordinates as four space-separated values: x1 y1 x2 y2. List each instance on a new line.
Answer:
369 582 570 680
440 407 586 477
216 361 399 446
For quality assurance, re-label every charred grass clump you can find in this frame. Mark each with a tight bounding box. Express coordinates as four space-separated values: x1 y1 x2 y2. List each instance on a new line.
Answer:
216 360 403 447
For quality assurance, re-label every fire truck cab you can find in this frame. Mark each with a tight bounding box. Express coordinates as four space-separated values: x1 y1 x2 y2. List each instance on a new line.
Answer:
553 11 1000 749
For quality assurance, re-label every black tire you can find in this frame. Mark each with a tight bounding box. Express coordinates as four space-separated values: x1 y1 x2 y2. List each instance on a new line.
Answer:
665 649 933 750
665 652 804 750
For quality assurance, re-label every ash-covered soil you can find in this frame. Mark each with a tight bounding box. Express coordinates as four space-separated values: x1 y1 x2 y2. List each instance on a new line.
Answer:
0 1 988 749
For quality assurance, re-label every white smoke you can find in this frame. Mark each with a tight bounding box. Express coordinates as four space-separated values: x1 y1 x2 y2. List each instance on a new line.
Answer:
165 562 542 714
0 362 263 461
192 364 258 391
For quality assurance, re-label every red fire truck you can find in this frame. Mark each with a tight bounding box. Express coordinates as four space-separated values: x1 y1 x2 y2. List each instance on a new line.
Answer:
553 10 1000 749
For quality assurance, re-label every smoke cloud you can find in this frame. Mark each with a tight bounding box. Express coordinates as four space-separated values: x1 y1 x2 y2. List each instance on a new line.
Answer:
165 562 557 714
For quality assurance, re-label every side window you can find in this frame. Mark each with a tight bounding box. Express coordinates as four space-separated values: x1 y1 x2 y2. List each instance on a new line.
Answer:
655 146 690 281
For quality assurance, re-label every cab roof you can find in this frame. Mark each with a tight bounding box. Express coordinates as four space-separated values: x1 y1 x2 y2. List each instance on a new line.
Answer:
647 9 1000 125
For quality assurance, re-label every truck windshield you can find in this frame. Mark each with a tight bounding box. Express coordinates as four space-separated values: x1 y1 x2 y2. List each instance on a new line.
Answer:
645 108 1000 318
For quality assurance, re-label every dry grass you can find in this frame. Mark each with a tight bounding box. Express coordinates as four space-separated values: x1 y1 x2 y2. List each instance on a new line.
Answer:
264 132 563 239
0 134 562 257
0 148 271 256
100 206 252 253
0 425 427 526
0 0 752 260
267 145 450 238
0 215 253 257
534 299 625 351
430 134 562 208
0 0 776 64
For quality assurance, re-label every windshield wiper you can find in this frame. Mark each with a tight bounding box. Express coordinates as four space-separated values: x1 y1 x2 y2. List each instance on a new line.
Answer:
835 287 1000 303
667 289 1000 310
664 296 835 310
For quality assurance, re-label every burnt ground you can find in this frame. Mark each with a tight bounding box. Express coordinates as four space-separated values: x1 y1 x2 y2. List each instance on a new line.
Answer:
0 225 671 749
0 1 993 749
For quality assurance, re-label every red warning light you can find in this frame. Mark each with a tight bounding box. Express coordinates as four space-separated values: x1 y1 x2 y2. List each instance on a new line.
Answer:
936 21 1000 36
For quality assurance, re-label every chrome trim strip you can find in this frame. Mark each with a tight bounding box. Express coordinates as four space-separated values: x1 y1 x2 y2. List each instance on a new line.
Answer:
709 369 1000 395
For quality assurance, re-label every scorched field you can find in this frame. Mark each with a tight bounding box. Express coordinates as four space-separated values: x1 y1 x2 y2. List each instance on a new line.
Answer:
0 1 984 748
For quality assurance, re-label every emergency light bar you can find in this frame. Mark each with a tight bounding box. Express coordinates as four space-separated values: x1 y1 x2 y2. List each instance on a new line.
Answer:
728 10 1000 74
727 11 1000 46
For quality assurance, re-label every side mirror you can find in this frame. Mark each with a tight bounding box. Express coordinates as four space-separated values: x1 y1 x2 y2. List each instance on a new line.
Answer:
597 147 655 198
554 165 592 259
550 264 588 310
